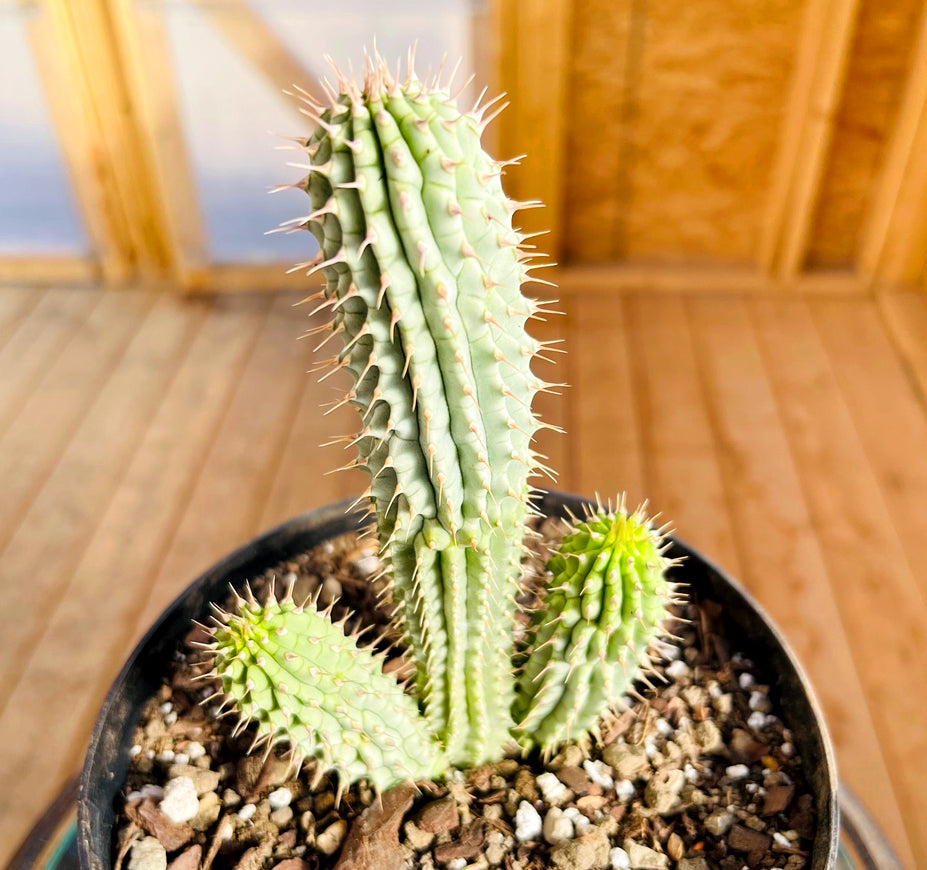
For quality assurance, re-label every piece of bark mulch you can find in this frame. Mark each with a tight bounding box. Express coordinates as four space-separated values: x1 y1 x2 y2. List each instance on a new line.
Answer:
333 784 416 870
125 798 194 852
432 820 485 864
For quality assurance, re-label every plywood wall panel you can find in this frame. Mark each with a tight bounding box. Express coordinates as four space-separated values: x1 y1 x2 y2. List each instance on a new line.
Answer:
619 1 803 264
562 0 634 261
806 0 922 268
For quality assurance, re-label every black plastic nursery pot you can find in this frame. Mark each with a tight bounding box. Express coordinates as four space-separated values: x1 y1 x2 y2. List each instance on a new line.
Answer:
78 491 839 870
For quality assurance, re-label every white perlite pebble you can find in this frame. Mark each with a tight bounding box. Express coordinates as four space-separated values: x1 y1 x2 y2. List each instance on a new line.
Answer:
514 801 543 842
738 672 755 689
536 772 569 805
172 753 190 767
583 759 614 789
654 718 672 736
186 741 206 760
129 837 166 870
772 832 791 848
159 777 199 824
155 750 175 764
615 779 636 801
126 784 164 804
610 847 631 869
129 745 142 758
159 702 173 715
726 764 750 781
747 711 767 731
238 803 256 821
664 660 691 680
684 763 699 783
447 860 467 870
268 787 292 809
542 807 574 844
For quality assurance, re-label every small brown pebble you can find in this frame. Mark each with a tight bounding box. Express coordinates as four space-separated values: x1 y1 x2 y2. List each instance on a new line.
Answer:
763 783 796 815
555 766 599 796
416 796 459 833
514 769 539 802
494 759 520 776
276 830 298 850
549 828 610 870
317 820 348 856
314 791 335 815
731 728 769 763
728 823 771 862
667 832 685 861
167 845 201 870
235 840 274 870
575 795 607 813
467 765 493 792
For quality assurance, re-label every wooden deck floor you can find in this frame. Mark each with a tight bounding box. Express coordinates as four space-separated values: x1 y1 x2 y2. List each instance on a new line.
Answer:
0 284 925 868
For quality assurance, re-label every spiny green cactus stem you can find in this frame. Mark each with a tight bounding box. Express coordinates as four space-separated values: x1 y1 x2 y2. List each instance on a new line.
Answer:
513 499 681 754
283 52 561 766
205 582 444 794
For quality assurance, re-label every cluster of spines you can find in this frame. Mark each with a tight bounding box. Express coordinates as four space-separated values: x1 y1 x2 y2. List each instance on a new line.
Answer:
200 579 444 795
513 497 682 754
274 51 562 765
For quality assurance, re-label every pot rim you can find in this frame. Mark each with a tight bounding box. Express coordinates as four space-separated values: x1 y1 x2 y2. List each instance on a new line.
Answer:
78 491 838 870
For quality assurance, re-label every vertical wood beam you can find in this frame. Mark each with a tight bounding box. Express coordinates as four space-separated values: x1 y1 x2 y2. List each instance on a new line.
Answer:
196 0 324 108
25 2 128 283
859 6 927 289
758 0 861 281
107 0 209 286
35 0 177 283
489 0 572 261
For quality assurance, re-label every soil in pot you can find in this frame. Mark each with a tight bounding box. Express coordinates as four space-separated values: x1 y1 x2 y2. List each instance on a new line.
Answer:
112 518 816 870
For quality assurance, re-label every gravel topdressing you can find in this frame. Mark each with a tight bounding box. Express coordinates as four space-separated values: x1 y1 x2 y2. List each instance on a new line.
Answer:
115 520 816 870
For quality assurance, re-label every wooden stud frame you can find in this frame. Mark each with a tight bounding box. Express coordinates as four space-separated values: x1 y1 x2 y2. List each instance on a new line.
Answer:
858 5 927 289
758 0 862 280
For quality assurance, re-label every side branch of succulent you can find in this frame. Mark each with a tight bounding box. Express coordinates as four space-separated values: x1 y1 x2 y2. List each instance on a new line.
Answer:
205 51 679 794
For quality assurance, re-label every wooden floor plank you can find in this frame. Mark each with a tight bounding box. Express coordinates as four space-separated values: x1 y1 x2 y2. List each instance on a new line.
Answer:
0 288 97 437
750 297 918 866
623 294 742 575
0 286 43 351
0 295 269 865
0 290 153 555
259 308 365 530
133 292 313 633
567 293 644 503
687 297 913 866
0 295 201 712
877 290 927 403
814 297 927 592
1 284 923 862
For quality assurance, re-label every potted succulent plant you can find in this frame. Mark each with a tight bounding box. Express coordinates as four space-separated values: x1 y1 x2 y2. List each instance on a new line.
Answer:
79 52 837 870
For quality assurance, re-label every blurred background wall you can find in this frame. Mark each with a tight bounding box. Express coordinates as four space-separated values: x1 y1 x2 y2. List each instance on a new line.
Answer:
4 0 927 295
